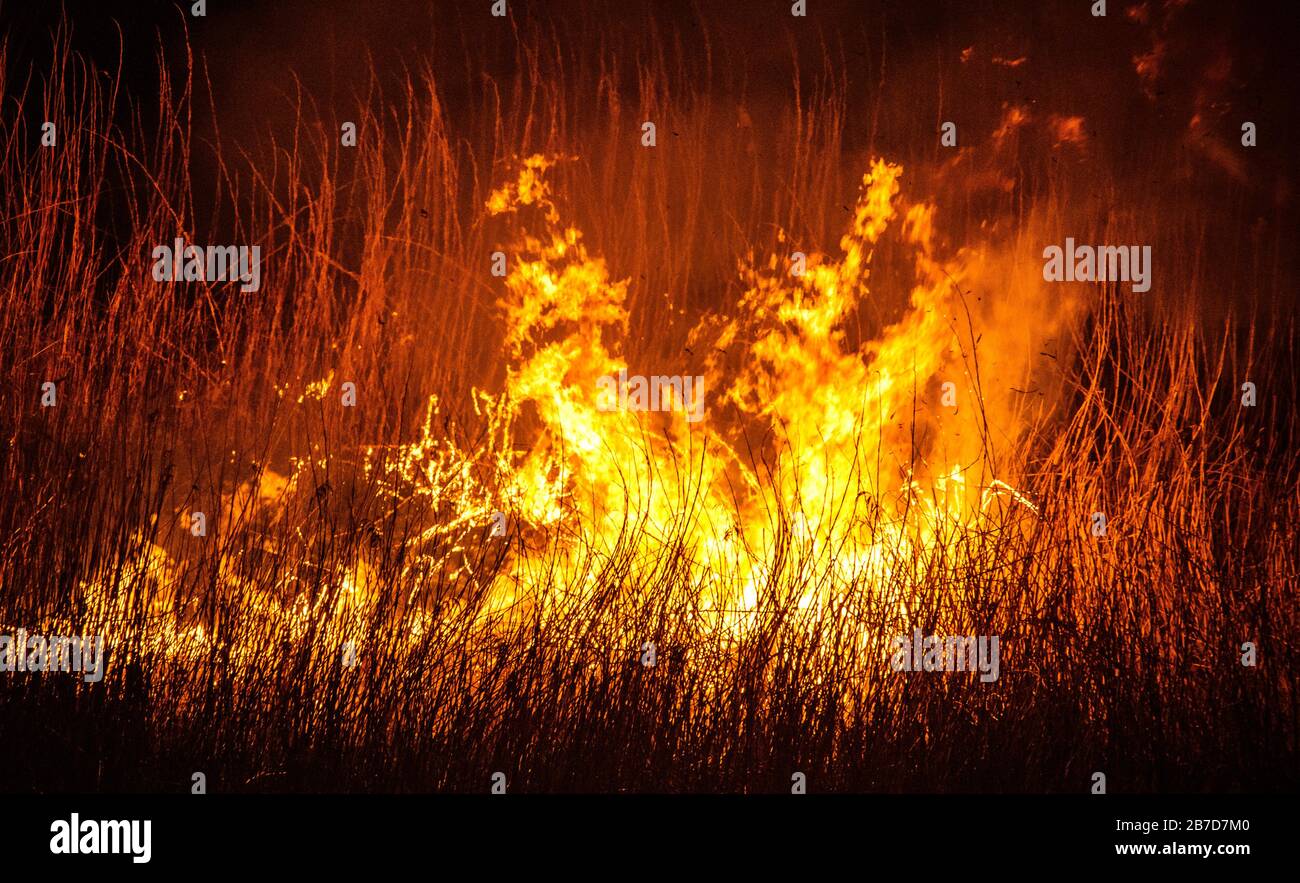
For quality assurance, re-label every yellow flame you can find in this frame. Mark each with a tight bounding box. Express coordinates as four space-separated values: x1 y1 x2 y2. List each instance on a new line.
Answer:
73 152 1042 671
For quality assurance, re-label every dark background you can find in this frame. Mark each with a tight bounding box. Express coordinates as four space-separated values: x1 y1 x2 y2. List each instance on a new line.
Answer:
4 0 1296 192
4 0 1296 319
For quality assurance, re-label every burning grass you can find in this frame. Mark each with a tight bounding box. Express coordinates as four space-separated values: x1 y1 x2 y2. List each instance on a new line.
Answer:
0 21 1296 793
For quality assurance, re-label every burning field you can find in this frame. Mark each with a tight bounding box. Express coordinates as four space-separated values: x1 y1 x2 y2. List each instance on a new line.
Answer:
0 0 1296 793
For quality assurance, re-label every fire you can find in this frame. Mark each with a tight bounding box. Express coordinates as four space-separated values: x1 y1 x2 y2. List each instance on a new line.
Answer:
68 152 1040 666
5 3 1292 798
393 153 1038 632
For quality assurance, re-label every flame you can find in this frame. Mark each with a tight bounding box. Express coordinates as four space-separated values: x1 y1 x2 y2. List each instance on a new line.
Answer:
414 154 1037 633
70 152 1041 670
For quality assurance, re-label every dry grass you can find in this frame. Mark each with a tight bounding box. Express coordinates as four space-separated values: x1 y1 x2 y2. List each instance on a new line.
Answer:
0 16 1295 793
